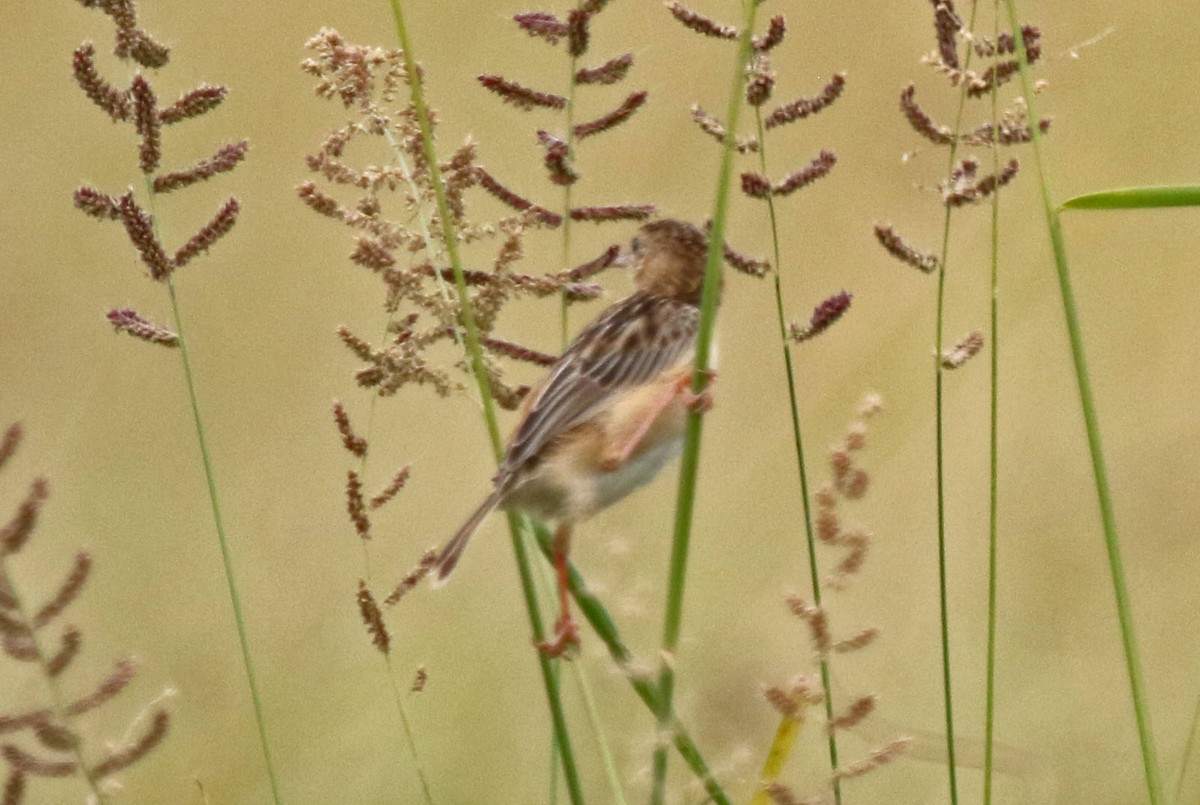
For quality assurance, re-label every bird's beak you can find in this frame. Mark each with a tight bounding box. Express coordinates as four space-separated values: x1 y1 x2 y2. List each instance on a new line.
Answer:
611 244 636 268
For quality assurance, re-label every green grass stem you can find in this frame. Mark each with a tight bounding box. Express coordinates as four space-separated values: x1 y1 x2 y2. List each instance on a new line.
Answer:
142 173 284 805
649 3 760 802
751 105 842 804
983 4 1002 800
1002 2 1163 801
527 521 732 805
385 3 584 801
929 0 984 792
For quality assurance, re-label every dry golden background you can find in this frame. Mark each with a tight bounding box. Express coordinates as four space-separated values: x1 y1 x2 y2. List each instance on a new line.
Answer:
2 1 1199 803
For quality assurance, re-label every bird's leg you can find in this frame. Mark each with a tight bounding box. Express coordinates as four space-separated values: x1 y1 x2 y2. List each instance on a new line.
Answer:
677 368 716 413
536 523 581 659
599 369 717 472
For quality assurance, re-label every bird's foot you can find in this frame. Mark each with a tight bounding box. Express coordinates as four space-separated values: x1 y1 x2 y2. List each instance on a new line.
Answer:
536 614 581 659
678 369 716 413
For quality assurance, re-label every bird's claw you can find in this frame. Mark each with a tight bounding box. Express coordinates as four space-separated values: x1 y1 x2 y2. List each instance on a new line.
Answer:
536 615 581 659
677 369 716 414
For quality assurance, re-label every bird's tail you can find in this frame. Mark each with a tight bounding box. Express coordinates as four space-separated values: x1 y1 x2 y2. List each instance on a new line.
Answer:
431 489 504 587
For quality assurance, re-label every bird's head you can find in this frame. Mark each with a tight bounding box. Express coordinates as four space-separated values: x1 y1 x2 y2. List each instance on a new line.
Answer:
625 219 713 305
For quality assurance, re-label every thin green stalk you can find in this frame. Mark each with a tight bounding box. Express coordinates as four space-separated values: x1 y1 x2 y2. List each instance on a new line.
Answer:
1001 2 1162 800
385 4 583 801
382 652 436 804
142 174 283 804
163 279 283 805
929 5 984 800
1174 691 1200 803
527 521 732 805
0 565 105 801
569 636 630 805
983 3 1002 801
751 106 842 804
650 4 760 802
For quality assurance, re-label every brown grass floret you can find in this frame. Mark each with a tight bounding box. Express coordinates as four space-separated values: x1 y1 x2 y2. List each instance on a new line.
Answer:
477 74 567 111
764 73 846 130
576 52 633 85
665 2 738 40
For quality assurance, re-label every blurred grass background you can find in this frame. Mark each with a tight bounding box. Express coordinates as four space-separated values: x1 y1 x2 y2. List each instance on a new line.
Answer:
2 0 1199 802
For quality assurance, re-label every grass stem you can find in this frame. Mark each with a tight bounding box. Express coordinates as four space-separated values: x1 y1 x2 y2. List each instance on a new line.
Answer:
751 105 842 803
983 3 1002 801
649 6 760 802
385 3 584 801
140 168 284 805
1001 2 1162 800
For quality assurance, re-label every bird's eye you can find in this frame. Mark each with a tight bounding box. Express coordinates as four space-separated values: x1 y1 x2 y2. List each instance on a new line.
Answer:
631 237 641 253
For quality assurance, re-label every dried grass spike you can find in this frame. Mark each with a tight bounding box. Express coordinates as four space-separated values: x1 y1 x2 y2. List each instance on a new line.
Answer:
153 140 249 193
690 105 758 153
874 223 939 273
116 193 172 280
33 551 92 628
745 54 774 107
74 186 122 221
172 197 240 268
567 8 591 56
773 150 837 197
537 130 577 186
740 172 771 199
158 84 227 124
33 722 78 753
573 91 647 139
666 2 738 40
106 308 179 347
130 75 160 174
790 291 852 343
1 478 48 557
569 204 655 223
0 424 21 473
513 11 570 45
383 549 437 606
90 709 170 779
753 15 786 52
832 737 910 781
834 627 879 653
566 245 619 281
942 330 984 368
356 581 389 654
72 44 130 122
933 1 962 69
45 627 82 677
481 336 558 367
65 658 136 716
2 769 24 805
576 53 633 85
345 470 370 539
764 73 846 130
828 695 876 732
369 466 411 510
475 167 562 226
900 85 953 145
1 745 76 778
331 401 367 458
722 241 770 277
478 75 567 111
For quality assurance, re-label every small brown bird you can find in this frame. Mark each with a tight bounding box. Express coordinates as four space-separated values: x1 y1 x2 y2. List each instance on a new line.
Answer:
433 218 717 656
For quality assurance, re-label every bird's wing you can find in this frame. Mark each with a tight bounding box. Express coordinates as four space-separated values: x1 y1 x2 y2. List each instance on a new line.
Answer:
497 292 699 481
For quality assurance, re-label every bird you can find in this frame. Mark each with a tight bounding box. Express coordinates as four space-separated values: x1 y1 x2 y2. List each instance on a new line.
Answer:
432 218 718 657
